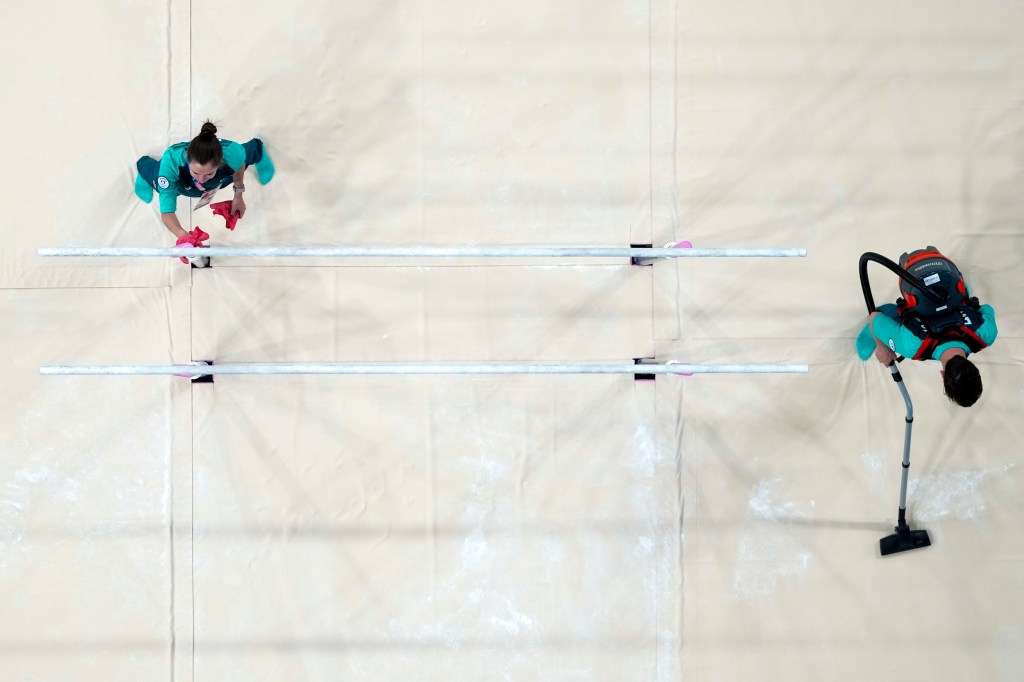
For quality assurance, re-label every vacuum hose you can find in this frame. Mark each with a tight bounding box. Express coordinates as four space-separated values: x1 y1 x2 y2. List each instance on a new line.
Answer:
858 251 944 315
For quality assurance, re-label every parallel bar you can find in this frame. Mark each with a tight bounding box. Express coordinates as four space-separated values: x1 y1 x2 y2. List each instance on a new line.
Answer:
38 246 806 259
40 363 810 376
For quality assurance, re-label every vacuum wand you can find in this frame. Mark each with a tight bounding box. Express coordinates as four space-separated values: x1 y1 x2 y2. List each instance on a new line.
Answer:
859 252 932 555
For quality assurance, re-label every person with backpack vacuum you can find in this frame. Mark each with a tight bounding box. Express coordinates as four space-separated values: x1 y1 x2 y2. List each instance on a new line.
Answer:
856 247 998 407
859 248 998 554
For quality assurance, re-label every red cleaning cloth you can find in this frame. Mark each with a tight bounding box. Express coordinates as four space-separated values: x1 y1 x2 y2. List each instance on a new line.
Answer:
210 201 240 231
175 227 210 263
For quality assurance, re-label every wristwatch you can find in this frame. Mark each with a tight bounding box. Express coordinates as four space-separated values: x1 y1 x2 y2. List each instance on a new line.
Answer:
233 185 245 193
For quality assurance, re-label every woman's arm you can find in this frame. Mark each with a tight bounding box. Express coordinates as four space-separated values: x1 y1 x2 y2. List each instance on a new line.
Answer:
869 312 897 365
231 166 247 218
161 212 189 240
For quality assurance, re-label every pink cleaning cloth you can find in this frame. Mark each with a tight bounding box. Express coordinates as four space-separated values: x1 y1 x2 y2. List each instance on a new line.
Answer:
210 201 240 231
175 227 210 263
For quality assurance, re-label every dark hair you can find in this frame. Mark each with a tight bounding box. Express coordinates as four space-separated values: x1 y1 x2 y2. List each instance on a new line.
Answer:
943 355 982 407
187 120 223 166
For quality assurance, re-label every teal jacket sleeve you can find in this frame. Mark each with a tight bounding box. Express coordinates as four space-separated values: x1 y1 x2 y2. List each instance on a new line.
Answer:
977 304 998 346
222 140 246 172
157 153 179 214
870 313 925 359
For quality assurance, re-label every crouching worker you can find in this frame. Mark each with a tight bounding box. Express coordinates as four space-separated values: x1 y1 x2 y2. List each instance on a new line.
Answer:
133 121 274 255
856 247 998 407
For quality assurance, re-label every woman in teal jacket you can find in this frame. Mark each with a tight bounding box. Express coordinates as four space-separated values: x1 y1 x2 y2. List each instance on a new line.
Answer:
134 121 274 243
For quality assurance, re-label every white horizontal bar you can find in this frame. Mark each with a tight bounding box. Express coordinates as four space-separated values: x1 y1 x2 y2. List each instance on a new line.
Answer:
40 363 809 376
38 246 805 259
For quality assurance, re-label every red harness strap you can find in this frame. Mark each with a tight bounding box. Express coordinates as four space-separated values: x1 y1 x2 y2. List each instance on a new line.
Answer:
912 325 987 361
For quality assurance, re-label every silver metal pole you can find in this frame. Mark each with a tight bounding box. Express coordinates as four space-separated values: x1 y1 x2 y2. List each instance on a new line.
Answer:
40 362 810 377
891 364 914 514
37 246 806 259
878 362 930 555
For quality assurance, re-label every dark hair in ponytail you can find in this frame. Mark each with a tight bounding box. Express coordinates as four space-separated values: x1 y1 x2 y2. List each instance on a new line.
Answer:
187 120 223 166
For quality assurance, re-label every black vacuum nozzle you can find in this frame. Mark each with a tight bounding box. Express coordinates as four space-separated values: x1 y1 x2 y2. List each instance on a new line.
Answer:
880 523 931 556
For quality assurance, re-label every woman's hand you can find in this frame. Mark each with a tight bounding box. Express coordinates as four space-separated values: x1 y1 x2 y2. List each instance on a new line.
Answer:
231 193 247 220
874 345 897 366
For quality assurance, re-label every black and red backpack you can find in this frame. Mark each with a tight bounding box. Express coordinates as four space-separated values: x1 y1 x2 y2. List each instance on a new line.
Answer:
896 247 987 360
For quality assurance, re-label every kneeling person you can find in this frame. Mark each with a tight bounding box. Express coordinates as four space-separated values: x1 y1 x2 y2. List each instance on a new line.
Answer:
134 120 275 243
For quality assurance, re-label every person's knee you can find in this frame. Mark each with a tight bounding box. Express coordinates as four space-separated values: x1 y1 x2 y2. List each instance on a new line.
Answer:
136 155 158 177
876 303 899 318
868 311 885 337
244 138 265 164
